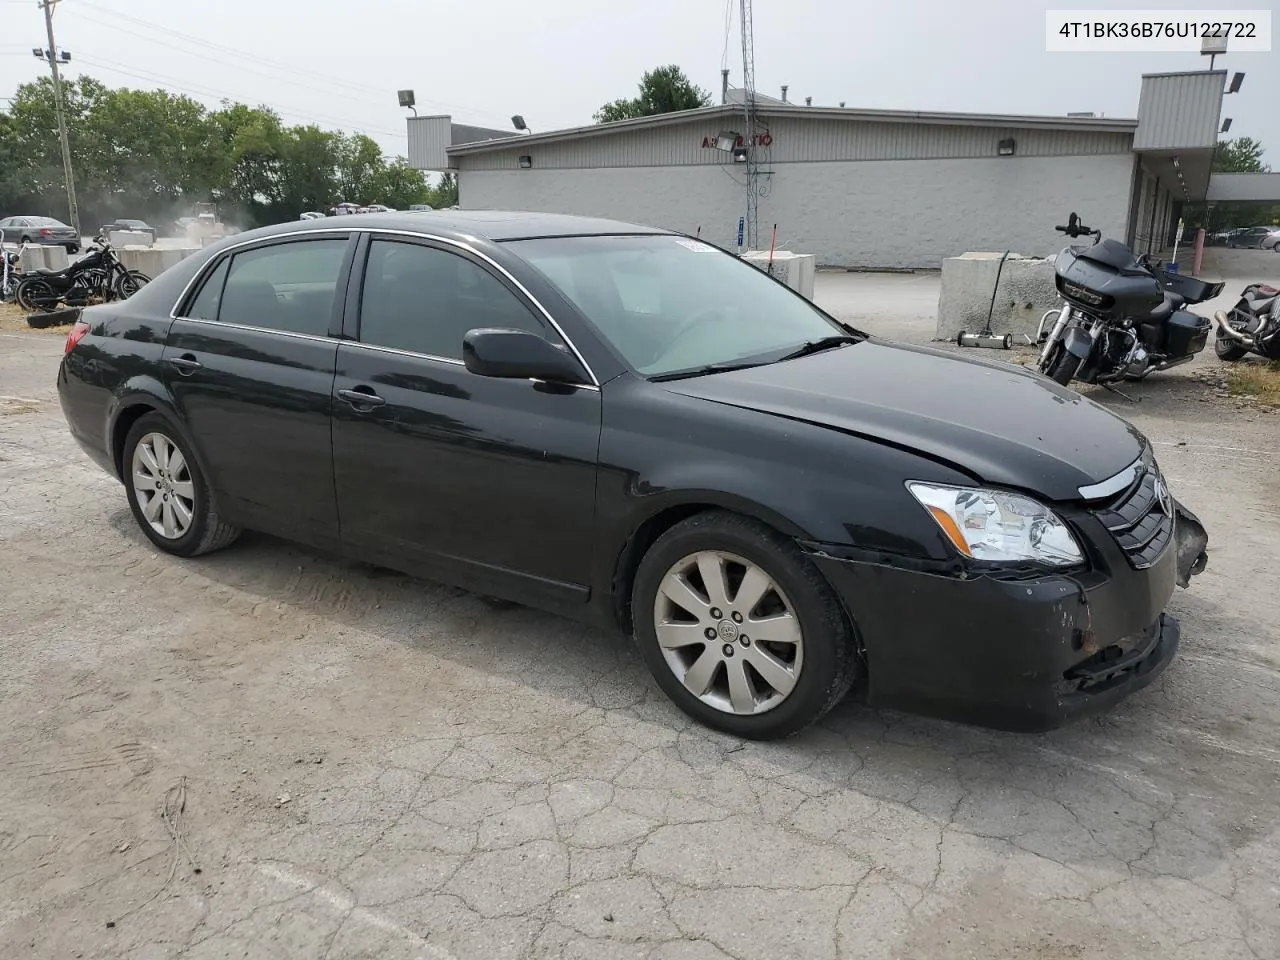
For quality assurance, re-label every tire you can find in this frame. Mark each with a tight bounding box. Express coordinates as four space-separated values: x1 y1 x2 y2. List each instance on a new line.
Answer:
1040 341 1082 386
631 510 859 740
15 277 57 312
113 269 150 299
25 307 80 329
66 244 79 254
122 414 241 558
19 235 30 245
1214 338 1248 361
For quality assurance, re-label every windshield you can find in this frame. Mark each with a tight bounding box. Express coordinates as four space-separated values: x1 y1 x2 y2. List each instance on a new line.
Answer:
31 217 67 227
509 235 853 378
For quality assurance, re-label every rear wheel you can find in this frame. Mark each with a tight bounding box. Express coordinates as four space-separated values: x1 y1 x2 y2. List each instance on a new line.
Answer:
1214 335 1249 362
123 414 240 557
15 277 57 312
631 510 859 740
1040 341 1082 386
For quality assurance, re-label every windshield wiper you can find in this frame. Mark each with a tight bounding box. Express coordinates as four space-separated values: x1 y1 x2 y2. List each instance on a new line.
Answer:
648 360 771 382
774 335 862 362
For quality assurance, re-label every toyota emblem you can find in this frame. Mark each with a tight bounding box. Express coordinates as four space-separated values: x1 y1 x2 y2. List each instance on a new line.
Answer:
1152 475 1173 518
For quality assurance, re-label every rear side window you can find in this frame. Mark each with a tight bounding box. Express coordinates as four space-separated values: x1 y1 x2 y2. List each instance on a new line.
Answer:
215 239 347 336
186 257 229 321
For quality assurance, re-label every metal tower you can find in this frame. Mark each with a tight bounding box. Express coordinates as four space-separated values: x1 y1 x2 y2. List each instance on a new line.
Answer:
739 0 759 250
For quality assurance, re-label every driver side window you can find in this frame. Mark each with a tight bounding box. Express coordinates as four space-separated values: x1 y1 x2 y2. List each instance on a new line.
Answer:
358 240 558 359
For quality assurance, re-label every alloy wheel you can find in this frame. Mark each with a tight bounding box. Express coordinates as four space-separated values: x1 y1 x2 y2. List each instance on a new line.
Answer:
131 432 196 540
652 550 803 715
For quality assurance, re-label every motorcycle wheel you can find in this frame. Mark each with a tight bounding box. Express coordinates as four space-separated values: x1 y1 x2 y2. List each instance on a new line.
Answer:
114 270 150 299
1040 342 1082 386
15 277 58 313
1214 336 1249 362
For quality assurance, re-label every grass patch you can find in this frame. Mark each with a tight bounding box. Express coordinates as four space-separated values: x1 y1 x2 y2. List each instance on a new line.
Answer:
0 301 73 335
1227 360 1280 407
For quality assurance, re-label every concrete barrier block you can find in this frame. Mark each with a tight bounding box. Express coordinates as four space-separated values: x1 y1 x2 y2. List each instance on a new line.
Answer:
936 253 1058 342
742 250 817 300
119 246 199 277
108 230 152 247
19 245 70 273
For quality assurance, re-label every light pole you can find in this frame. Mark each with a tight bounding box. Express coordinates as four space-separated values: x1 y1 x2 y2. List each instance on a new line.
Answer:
35 0 81 238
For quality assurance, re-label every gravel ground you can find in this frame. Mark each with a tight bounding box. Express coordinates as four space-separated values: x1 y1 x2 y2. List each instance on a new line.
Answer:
1 265 1278 960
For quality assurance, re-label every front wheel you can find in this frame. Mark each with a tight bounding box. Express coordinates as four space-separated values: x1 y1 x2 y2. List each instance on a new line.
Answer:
1039 341 1083 386
631 510 859 740
123 414 241 557
114 269 150 299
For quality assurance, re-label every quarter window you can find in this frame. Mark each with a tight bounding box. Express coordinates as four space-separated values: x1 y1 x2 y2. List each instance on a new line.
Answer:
358 240 554 358
214 239 347 336
186 257 229 321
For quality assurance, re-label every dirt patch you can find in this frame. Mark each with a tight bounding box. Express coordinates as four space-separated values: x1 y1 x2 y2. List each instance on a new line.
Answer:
1227 360 1280 407
0 302 71 335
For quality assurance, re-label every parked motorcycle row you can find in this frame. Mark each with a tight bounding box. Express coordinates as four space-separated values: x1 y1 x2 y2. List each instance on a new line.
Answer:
1035 212 1278 388
0 232 151 316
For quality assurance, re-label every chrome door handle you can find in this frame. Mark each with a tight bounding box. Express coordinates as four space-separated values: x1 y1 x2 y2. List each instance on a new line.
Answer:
337 387 386 408
169 355 202 375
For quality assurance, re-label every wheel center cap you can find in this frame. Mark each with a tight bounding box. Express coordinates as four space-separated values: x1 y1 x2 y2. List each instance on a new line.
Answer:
716 619 738 642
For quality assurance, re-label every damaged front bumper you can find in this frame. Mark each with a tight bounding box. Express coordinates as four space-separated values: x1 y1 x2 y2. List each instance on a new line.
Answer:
805 497 1208 732
1173 499 1209 588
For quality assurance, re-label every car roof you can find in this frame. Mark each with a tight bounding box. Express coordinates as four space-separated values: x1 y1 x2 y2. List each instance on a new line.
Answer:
245 210 672 243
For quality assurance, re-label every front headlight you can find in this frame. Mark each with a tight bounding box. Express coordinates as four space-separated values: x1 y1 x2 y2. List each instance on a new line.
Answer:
907 482 1084 566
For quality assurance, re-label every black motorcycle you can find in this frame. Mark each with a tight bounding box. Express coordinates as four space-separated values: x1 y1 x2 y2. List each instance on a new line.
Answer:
1036 213 1223 387
14 234 150 312
1212 282 1280 362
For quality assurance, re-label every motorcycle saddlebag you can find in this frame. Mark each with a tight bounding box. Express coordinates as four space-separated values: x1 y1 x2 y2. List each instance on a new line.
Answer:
1167 309 1211 358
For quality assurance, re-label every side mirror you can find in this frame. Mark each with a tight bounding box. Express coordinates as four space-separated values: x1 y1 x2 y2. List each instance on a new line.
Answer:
463 328 587 384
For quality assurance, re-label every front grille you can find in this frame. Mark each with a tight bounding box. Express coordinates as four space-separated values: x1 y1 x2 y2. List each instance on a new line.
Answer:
1089 463 1174 569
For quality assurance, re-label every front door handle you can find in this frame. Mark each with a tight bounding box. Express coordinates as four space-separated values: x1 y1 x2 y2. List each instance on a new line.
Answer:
337 386 386 409
169 355 202 375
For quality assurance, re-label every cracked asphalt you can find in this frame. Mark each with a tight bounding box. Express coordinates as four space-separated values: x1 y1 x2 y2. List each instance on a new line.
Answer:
1 264 1278 958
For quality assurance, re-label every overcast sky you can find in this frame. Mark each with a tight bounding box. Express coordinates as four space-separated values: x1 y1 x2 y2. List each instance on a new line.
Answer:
1 0 1275 163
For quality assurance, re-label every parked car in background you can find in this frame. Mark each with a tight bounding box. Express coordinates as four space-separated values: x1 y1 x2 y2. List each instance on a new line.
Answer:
101 219 158 244
299 211 327 220
55 211 1209 739
0 216 80 252
1227 226 1280 250
408 203 434 212
364 204 394 213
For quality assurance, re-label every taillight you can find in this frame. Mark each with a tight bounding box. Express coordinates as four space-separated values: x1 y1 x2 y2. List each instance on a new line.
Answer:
64 319 90 355
40 228 52 237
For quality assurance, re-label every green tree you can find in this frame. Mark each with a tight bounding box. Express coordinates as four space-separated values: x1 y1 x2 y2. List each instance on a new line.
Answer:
1 73 440 229
1213 136 1269 173
374 157 431 210
278 124 341 218
594 65 711 123
430 171 458 208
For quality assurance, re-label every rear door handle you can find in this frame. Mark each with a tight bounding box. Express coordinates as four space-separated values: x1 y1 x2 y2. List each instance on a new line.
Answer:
169 355 202 375
337 386 386 409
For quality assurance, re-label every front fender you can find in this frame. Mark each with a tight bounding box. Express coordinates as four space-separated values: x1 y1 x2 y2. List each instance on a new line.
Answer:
1063 326 1096 360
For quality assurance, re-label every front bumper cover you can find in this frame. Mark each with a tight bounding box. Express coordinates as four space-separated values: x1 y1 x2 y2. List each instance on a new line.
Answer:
806 503 1205 732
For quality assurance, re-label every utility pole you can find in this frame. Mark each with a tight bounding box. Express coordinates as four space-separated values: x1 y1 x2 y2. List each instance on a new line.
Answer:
38 0 81 238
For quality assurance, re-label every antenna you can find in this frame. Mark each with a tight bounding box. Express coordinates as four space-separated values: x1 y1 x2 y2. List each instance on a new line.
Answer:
739 0 759 251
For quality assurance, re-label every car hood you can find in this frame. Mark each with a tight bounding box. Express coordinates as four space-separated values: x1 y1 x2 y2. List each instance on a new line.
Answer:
662 339 1145 501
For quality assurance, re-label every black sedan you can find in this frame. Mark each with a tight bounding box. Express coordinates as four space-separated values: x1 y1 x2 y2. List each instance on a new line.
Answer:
0 215 80 252
55 212 1209 738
